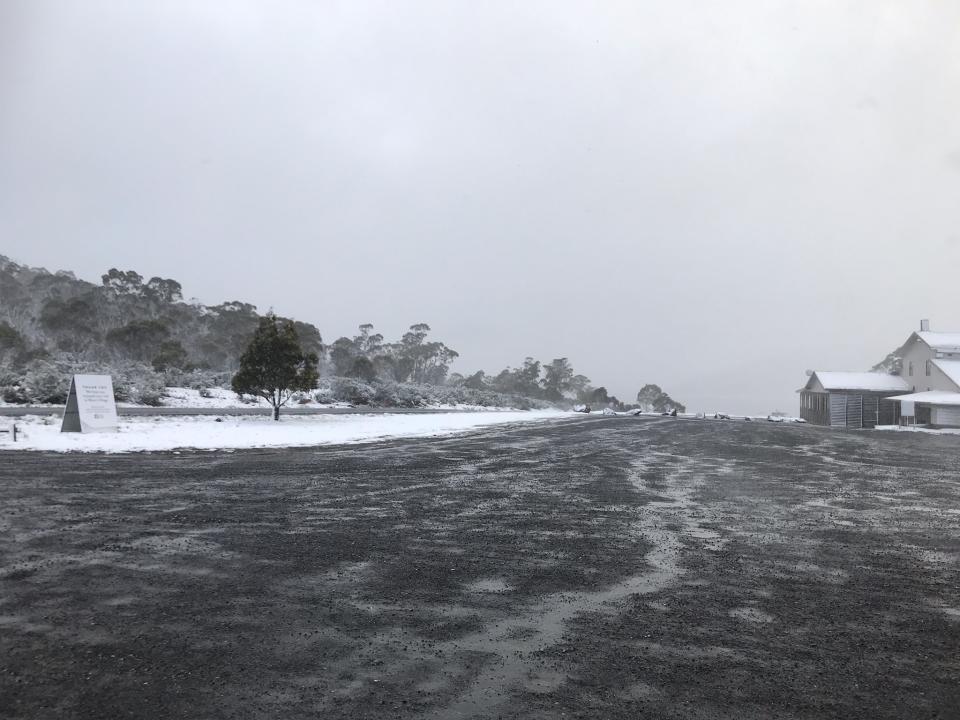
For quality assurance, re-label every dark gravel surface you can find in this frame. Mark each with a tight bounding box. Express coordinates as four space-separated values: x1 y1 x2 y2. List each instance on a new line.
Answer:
1 416 959 719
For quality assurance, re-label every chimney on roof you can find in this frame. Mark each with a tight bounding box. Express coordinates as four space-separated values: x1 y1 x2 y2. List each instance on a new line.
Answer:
920 319 930 332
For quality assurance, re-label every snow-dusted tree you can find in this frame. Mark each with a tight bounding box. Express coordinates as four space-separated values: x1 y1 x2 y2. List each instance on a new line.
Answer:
354 323 384 356
636 384 686 413
347 356 377 382
0 322 25 367
328 337 357 376
589 386 611 406
570 374 591 397
101 268 145 296
493 358 542 397
151 340 188 371
106 319 170 361
542 358 574 400
144 277 183 304
231 315 319 420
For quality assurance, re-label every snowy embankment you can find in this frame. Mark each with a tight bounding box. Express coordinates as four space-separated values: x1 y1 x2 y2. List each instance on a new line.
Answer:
0 386 532 413
1 410 569 453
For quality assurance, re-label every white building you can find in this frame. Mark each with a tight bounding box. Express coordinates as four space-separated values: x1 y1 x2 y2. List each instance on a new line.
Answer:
883 321 960 427
799 372 909 428
801 320 960 429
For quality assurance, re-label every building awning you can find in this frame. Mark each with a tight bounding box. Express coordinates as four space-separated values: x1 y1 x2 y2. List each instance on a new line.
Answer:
884 391 960 406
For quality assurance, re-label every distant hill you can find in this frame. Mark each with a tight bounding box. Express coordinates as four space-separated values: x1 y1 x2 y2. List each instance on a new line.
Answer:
0 255 322 373
0 254 680 411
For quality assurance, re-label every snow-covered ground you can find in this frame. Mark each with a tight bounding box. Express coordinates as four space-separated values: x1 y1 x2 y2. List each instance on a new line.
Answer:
0 410 569 453
875 425 960 436
150 386 279 409
0 386 529 413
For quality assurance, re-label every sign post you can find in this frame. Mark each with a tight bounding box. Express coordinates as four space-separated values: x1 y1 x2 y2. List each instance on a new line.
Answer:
61 375 119 433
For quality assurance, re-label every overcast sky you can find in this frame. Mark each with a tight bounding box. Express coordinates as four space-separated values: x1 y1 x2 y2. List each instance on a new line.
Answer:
2 1 959 413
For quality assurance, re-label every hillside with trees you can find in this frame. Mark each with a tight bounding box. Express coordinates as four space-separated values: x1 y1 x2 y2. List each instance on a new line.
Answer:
0 255 684 410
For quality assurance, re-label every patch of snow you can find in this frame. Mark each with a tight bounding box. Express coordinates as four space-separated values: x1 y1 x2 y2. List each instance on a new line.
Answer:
1 386 532 412
1 410 570 453
875 425 960 436
883 390 960 406
156 386 266 408
812 372 910 392
918 331 960 352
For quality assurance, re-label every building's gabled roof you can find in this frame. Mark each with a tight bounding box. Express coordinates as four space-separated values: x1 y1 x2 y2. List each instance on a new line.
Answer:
885 331 960 368
806 372 911 393
885 390 960 406
932 359 960 391
917 331 960 352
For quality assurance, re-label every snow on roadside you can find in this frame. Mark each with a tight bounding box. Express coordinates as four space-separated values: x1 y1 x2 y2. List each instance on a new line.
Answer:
875 425 960 436
1 410 570 453
1 386 531 412
154 386 272 409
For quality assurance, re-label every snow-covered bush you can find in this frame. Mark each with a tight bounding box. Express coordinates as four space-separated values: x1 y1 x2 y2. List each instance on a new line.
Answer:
326 377 377 405
0 368 27 404
110 362 166 405
310 376 549 409
1 382 28 404
21 360 72 404
164 368 232 391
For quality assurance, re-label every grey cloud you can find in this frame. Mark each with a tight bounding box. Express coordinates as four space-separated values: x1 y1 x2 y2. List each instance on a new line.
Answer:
2 0 959 413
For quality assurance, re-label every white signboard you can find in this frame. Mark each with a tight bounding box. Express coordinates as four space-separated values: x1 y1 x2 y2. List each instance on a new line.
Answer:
900 400 915 418
61 375 119 433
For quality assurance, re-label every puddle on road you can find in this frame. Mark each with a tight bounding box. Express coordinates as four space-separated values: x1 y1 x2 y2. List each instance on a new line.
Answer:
464 578 513 594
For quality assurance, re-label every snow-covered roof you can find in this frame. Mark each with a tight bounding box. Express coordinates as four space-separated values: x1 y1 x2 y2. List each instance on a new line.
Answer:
809 372 910 392
918 331 960 352
932 359 960 390
884 390 960 406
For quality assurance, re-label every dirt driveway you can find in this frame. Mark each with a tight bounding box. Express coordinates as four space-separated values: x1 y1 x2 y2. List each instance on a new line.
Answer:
2 417 958 718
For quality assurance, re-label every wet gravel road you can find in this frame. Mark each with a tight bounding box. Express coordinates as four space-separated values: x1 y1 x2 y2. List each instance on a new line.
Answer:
2 416 959 719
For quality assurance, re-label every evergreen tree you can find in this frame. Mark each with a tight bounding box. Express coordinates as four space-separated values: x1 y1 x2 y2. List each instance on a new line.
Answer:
231 315 319 420
542 358 574 400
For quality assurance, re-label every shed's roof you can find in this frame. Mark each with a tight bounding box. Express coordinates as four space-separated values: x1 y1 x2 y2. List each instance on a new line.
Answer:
809 372 910 392
884 390 960 406
918 331 960 352
932 359 960 390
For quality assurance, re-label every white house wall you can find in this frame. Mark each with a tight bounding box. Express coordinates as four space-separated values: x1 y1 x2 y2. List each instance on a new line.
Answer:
899 336 958 393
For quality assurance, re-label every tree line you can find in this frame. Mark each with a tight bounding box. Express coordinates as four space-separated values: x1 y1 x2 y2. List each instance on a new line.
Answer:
0 256 684 412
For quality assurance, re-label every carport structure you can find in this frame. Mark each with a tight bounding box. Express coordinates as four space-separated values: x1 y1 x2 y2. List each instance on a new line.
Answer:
884 390 960 428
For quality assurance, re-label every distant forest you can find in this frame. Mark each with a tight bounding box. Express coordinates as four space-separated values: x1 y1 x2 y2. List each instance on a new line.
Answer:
0 255 684 410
